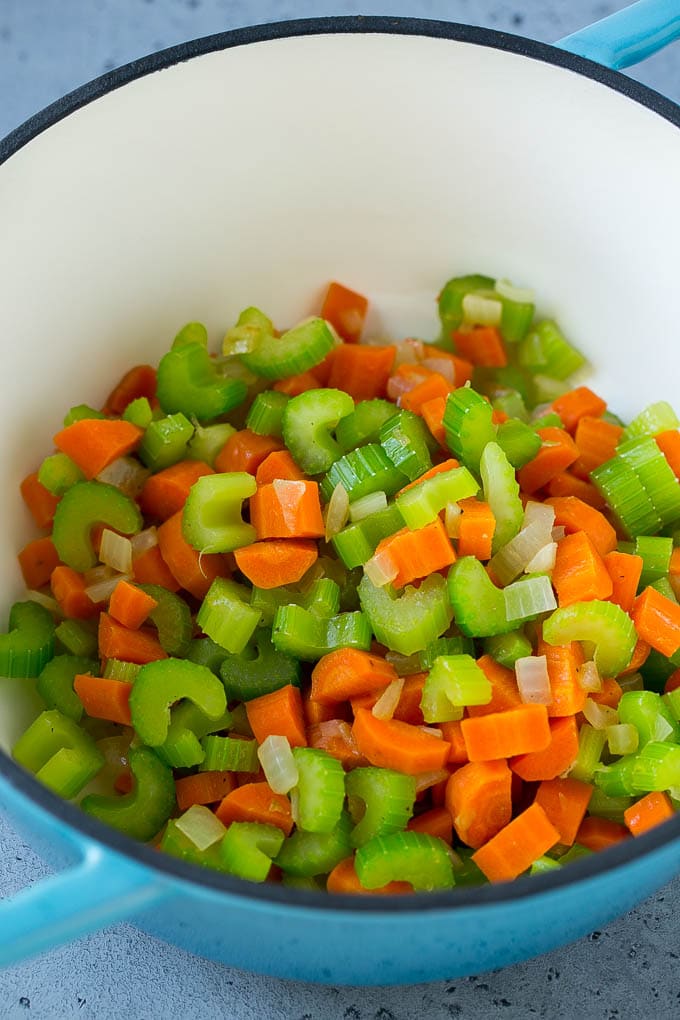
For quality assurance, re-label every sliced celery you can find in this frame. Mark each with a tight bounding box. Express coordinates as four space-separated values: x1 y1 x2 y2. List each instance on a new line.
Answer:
246 390 290 438
480 442 523 552
420 654 491 722
321 445 407 504
542 600 636 677
282 388 354 475
395 465 479 530
346 767 416 847
443 387 496 474
292 747 346 833
379 410 433 482
355 831 455 891
358 573 453 655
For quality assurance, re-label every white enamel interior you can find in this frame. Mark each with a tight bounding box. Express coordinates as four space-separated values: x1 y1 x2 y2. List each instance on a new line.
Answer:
1 30 679 752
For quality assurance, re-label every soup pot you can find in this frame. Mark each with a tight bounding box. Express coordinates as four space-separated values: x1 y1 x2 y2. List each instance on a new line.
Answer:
1 0 680 986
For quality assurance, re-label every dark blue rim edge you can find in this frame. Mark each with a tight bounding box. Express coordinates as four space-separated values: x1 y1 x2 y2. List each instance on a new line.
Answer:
1 14 680 915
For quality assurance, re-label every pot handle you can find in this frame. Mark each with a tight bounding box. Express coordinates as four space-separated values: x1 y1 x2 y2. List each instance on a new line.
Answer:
0 841 166 967
557 0 680 69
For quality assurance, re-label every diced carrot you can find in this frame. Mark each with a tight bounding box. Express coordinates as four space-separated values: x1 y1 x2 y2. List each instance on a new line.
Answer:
471 803 560 882
104 364 157 415
73 674 132 726
407 807 453 844
139 460 214 520
175 771 237 812
308 719 365 768
20 472 59 530
214 429 283 476
372 518 455 589
255 450 306 485
53 419 143 479
545 496 617 557
624 791 675 837
551 386 607 433
272 371 324 397
665 669 680 694
249 480 324 540
304 694 347 727
98 612 167 664
510 716 579 782
114 771 134 795
352 708 451 775
466 655 522 718
245 685 307 748
326 856 412 895
420 396 448 447
517 427 579 494
491 409 509 425
51 565 99 620
108 579 158 630
320 281 369 344
571 416 623 478
215 782 294 835
234 538 318 590
631 586 680 657
352 673 428 726
400 373 453 415
538 638 586 718
327 344 396 401
545 472 607 510
445 759 512 849
534 777 593 846
457 497 496 560
461 704 551 761
157 511 228 599
604 551 644 613
397 458 460 496
655 429 680 480
311 648 397 704
421 345 474 387
551 531 613 608
132 543 181 592
18 536 60 589
452 326 507 367
575 816 629 852
438 720 469 764
589 677 624 709
619 636 651 676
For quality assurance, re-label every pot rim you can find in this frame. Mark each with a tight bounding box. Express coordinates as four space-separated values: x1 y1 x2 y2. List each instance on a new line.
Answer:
2 15 679 913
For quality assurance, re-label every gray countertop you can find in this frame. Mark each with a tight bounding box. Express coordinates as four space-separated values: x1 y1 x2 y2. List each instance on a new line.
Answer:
1 2 680 1017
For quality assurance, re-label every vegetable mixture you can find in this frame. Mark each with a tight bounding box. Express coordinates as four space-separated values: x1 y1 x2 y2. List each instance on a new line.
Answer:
6 274 680 893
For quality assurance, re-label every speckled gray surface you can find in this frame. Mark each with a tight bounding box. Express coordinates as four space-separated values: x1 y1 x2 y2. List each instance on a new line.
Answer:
1 2 680 1017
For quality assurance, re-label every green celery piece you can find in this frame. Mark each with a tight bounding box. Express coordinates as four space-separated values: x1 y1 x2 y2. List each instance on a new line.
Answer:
281 874 326 891
36 654 98 721
518 320 585 380
249 578 341 628
591 456 661 538
447 557 519 638
379 410 433 482
355 831 455 891
502 574 557 623
664 687 680 723
156 701 232 769
200 734 259 772
187 421 236 466
594 758 641 798
129 658 227 747
275 811 353 877
530 856 561 876
332 503 405 569
358 573 453 656
222 307 274 357
185 636 230 674
570 724 608 783
346 767 416 847
495 419 541 470
292 747 346 833
139 413 194 471
282 388 354 475
182 472 257 554
156 341 247 421
480 441 524 552
623 401 680 441
587 789 634 823
220 627 301 701
629 741 680 793
420 654 491 722
336 400 396 451
173 321 209 348
63 404 106 426
494 280 535 343
634 535 673 589
122 397 153 429
305 577 342 618
650 577 678 603
103 659 141 682
0 601 56 678
52 480 142 572
438 274 495 340
531 412 563 430
272 605 371 661
483 630 533 669
617 690 680 746
443 387 496 474
246 390 291 439
161 819 225 871
492 389 529 423
38 453 84 496
419 635 475 670
321 444 408 503
12 709 104 799
197 578 263 654
617 438 680 527
82 747 176 842
556 844 593 867
55 618 98 659
395 465 479 530
449 848 487 887
542 600 636 677
138 584 193 656
242 316 336 380
220 822 285 882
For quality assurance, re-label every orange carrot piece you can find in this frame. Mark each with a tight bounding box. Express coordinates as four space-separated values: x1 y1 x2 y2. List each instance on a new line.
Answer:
665 669 680 694
353 672 427 725
420 396 448 447
400 373 453 415
73 674 132 726
510 716 579 782
215 782 294 836
320 281 369 344
397 458 460 496
108 579 158 630
308 719 365 768
421 344 474 387
445 759 512 849
18 536 60 589
471 803 560 883
457 497 496 560
372 518 455 589
234 538 318 590
104 364 157 415
538 638 587 718
249 480 324 540
545 496 617 557
604 551 644 613
671 546 680 578
304 693 348 727
438 720 469 764
517 427 579 494
214 429 283 476
575 816 630 852
624 791 675 837
50 565 99 620
245 685 307 748
114 771 134 795
407 807 454 844
272 371 324 397
352 708 451 775
255 449 306 485
132 543 181 592
311 648 397 704
326 856 412 895
551 386 607 433
175 771 237 812
534 777 593 846
590 677 624 709
327 344 396 401
157 511 228 599
466 655 522 718
631 586 680 657
551 531 613 608
98 612 167 664
452 326 507 367
53 419 143 480
571 416 623 478
20 472 59 530
139 460 214 521
620 637 651 678
461 704 551 761
655 429 680 480
545 472 607 510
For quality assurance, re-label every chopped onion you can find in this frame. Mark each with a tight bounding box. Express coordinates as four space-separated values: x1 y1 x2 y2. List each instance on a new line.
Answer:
583 698 619 730
96 456 149 499
99 529 133 574
522 501 555 538
308 719 359 763
387 367 429 402
349 490 388 523
577 660 603 693
618 671 645 693
324 482 350 541
84 564 115 585
489 519 554 585
421 358 455 384
414 769 450 794
393 339 424 367
515 655 552 705
257 734 299 794
175 805 227 851
130 527 158 557
524 542 557 574
418 725 443 739
364 549 397 588
445 502 462 539
462 293 502 326
85 572 131 604
494 278 535 304
551 526 566 542
385 650 423 676
372 677 405 720
97 734 132 768
25 589 61 613
606 723 639 756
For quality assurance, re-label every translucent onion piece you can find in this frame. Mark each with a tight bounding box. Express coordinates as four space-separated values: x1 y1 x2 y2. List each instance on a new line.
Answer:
414 769 450 794
462 293 502 326
324 482 350 541
494 278 535 304
583 698 619 730
418 726 443 739
606 723 639 756
387 368 429 402
349 490 388 523
489 519 554 586
97 456 150 499
130 527 158 557
393 339 423 367
175 804 227 851
372 677 405 720
83 564 115 585
421 358 455 384
364 549 398 588
445 502 462 539
257 734 299 794
524 542 557 574
618 671 645 694
97 734 132 768
522 501 555 539
577 660 603 693
515 655 552 705
85 572 132 604
385 651 424 676
99 529 133 575
25 590 61 613
552 526 567 542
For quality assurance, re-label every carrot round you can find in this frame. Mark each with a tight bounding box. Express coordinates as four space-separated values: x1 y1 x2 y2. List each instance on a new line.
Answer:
20 471 60 530
509 716 579 782
320 281 369 344
471 803 560 883
517 427 579 494
139 460 214 521
575 816 630 852
175 771 236 813
461 704 551 761
50 565 99 620
73 674 132 726
104 364 157 415
351 708 451 775
453 325 507 367
534 777 593 846
214 429 284 475
406 807 454 844
215 781 294 835
108 580 159 630
249 480 325 540
53 419 143 480
551 386 607 433
327 344 396 401
233 538 318 589
624 792 675 837
98 612 167 664
157 510 228 599
545 496 617 557
255 449 306 485
445 759 512 849
631 586 680 657
551 531 613 608
18 536 60 589
245 685 307 748
311 648 397 704
326 856 412 895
